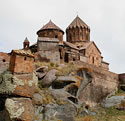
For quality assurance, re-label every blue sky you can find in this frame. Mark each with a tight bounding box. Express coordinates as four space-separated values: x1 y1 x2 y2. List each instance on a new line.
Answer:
0 0 125 73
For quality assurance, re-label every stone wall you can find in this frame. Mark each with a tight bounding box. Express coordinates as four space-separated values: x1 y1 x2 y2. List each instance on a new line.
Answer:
37 38 60 63
66 27 90 43
37 29 63 42
9 54 34 74
86 43 102 67
0 52 10 63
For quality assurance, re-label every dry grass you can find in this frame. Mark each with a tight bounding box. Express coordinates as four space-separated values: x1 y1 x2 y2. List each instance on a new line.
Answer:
75 105 125 121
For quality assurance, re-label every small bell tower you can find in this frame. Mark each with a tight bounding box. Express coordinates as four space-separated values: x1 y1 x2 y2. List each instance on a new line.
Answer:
23 37 30 50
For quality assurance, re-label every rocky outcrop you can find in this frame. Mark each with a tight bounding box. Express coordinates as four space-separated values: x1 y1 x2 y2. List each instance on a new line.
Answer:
41 69 57 88
102 96 125 108
0 71 38 97
0 62 119 121
5 98 34 121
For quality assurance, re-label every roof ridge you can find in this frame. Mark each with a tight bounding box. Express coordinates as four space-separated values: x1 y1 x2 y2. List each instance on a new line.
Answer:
37 20 64 34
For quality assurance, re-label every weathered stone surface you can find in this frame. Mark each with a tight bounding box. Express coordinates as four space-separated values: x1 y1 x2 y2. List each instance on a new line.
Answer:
0 109 11 121
44 103 77 121
42 69 57 88
36 66 48 73
76 63 119 107
77 69 92 99
34 106 43 121
0 71 38 97
5 98 34 121
49 88 71 100
36 72 47 79
102 96 125 108
32 93 43 105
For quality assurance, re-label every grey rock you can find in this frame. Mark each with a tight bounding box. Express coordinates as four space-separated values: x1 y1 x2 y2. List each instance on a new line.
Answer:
42 69 57 88
44 103 77 121
36 66 48 73
36 72 47 79
77 70 92 99
34 106 43 121
32 93 43 105
102 96 125 108
49 89 70 99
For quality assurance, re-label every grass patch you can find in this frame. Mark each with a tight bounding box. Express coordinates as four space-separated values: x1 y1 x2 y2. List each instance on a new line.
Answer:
75 106 125 121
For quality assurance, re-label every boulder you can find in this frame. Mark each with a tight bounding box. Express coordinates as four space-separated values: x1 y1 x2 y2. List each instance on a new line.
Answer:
44 103 77 121
5 98 34 121
34 106 44 121
32 93 43 105
36 72 47 79
0 71 38 98
102 96 125 108
36 66 48 73
42 69 57 88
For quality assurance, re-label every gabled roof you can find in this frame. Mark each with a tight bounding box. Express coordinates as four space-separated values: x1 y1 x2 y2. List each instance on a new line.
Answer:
37 20 64 34
66 15 90 30
64 41 78 50
11 49 34 57
79 41 101 54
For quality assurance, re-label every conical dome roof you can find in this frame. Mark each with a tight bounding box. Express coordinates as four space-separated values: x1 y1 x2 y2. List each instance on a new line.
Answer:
37 20 64 34
66 16 90 30
24 37 29 43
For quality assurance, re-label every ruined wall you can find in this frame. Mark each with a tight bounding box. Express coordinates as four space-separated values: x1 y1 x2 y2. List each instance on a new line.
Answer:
76 61 118 107
0 53 10 74
0 52 10 62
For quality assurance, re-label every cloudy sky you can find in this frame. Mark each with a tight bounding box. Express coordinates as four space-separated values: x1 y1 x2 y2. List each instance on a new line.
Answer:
0 0 125 73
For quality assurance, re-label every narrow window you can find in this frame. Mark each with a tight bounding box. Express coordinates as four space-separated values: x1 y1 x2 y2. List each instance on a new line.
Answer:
59 49 62 59
92 57 94 64
55 35 58 38
24 57 27 61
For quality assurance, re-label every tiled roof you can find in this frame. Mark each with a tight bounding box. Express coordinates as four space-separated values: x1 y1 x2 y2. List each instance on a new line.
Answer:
79 41 101 54
79 42 92 50
67 15 90 30
12 49 34 57
37 20 64 34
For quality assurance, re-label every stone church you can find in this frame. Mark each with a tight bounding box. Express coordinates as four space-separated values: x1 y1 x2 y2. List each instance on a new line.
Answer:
29 16 109 70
